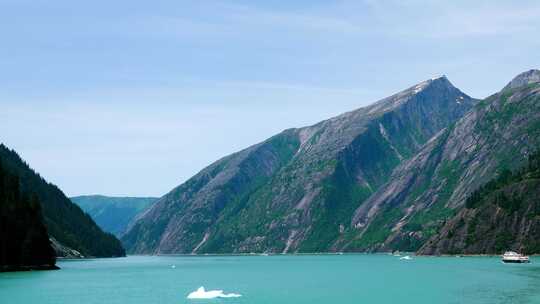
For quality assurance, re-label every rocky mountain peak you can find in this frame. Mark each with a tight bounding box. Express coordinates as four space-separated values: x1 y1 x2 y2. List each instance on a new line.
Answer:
426 74 453 88
503 69 540 90
364 74 464 116
403 75 458 99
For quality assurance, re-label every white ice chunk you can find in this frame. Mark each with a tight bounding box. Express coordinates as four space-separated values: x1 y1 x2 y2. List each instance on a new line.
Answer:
187 287 242 299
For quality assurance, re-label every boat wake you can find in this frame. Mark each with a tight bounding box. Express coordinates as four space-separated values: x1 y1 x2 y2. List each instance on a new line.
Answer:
187 287 242 299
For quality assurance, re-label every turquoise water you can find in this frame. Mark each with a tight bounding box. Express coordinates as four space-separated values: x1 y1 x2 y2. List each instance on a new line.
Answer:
1 255 539 303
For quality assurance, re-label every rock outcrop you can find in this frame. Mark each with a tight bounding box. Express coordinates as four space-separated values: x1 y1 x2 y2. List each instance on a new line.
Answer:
124 69 540 255
123 76 476 254
347 70 540 252
419 149 540 255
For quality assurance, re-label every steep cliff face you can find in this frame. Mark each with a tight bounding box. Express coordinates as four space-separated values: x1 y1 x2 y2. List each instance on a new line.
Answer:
347 70 540 252
123 76 476 254
418 180 540 255
418 149 540 255
122 130 302 253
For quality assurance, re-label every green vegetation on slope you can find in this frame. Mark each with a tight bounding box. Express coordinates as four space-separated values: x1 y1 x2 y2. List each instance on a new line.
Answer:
419 148 540 255
197 132 302 253
0 144 125 258
123 76 477 254
465 149 540 210
345 72 540 254
71 195 157 236
0 160 57 271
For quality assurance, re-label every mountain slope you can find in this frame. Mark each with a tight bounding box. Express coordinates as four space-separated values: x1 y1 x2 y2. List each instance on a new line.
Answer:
418 149 540 255
123 76 476 254
347 69 540 252
71 195 157 236
0 160 57 271
0 145 125 258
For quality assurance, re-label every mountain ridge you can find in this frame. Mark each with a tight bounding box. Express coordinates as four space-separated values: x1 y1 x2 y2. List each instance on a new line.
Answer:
122 75 477 254
71 195 158 237
0 145 125 258
418 148 540 255
0 159 58 271
503 69 540 91
345 71 540 252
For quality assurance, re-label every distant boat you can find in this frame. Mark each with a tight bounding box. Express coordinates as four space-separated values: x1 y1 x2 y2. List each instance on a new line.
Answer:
502 251 530 264
399 255 412 260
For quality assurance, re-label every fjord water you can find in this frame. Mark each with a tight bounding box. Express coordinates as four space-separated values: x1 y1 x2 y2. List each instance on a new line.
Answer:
1 255 539 304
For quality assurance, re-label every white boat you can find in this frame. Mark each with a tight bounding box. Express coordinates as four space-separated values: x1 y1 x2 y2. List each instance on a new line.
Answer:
502 251 530 263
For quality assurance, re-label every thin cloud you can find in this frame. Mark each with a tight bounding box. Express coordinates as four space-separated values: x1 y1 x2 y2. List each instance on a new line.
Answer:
357 0 540 39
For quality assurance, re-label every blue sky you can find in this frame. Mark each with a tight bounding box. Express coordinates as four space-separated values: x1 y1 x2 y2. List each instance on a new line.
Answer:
1 0 539 197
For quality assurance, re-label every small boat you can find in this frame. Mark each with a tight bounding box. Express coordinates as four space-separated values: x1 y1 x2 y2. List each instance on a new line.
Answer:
502 251 530 263
399 255 412 260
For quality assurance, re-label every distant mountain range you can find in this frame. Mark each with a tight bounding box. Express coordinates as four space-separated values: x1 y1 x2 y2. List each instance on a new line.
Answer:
123 69 540 255
0 145 125 271
71 195 157 237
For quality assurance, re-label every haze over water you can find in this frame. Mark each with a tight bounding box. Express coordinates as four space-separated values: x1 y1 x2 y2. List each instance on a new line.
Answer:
1 255 539 304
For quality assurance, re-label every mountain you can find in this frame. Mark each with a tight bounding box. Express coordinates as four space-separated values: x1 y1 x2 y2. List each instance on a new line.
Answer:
0 145 125 258
348 69 540 253
71 195 157 237
0 160 57 271
122 76 477 254
418 149 540 255
503 69 540 91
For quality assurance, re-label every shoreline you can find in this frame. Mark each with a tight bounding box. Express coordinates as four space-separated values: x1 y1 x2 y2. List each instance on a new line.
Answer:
56 255 126 261
121 252 535 258
0 264 60 273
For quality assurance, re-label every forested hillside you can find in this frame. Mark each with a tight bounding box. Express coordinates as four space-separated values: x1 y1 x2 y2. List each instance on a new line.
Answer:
419 149 540 255
0 145 125 258
0 160 57 271
71 195 157 236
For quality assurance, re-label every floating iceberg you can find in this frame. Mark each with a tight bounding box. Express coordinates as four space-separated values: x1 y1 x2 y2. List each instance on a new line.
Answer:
187 287 242 299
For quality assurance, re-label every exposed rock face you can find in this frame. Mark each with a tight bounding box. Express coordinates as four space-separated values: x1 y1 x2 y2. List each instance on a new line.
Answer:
50 237 84 259
123 76 476 254
503 69 540 90
347 72 540 252
418 147 540 255
418 179 540 255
